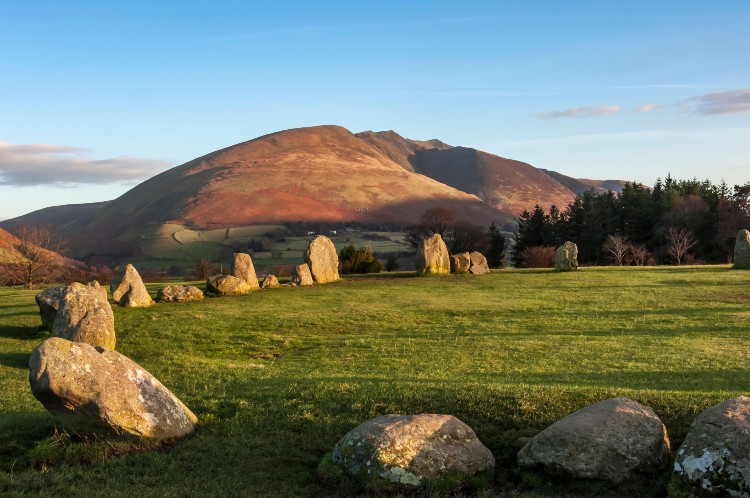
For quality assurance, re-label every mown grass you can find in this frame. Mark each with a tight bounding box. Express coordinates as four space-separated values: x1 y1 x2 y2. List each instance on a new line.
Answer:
1 266 749 497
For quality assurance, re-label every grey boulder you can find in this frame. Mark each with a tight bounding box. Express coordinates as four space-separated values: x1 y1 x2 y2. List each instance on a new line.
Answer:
35 286 64 331
110 264 153 307
156 285 204 303
555 241 579 271
305 235 340 284
232 252 260 290
52 282 116 350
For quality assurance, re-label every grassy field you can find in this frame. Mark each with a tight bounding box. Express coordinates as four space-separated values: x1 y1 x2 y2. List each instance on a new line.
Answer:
0 266 749 496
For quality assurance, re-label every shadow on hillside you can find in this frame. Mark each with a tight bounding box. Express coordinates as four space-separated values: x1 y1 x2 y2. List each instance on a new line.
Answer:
0 351 30 369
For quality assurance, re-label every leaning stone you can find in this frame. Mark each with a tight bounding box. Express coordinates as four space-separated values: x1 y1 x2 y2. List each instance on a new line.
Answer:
35 286 64 331
206 275 253 295
733 229 750 269
415 234 450 275
674 396 750 496
261 274 281 289
555 241 579 271
292 263 313 286
304 235 340 284
29 337 196 441
469 251 490 275
332 414 494 487
156 285 204 303
232 253 260 290
450 252 471 273
52 282 116 349
110 264 153 307
518 397 670 485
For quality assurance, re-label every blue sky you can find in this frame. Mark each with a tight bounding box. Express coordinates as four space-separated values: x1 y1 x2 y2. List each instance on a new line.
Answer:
1 1 749 220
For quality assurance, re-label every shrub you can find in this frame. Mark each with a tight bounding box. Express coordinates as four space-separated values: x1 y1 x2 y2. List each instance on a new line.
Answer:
339 244 383 274
521 246 556 268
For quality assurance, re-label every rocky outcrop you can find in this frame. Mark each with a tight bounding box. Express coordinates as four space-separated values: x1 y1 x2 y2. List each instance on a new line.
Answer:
29 337 197 440
110 264 153 307
261 274 281 289
469 251 490 275
518 397 670 485
415 234 450 275
555 241 579 272
206 275 254 295
450 252 471 273
292 263 313 286
332 414 494 487
52 282 116 350
156 285 204 303
674 396 750 496
232 252 260 290
305 235 340 284
35 286 64 331
733 229 750 269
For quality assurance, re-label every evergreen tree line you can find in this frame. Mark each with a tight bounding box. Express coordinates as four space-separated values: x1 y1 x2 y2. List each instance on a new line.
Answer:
512 176 750 267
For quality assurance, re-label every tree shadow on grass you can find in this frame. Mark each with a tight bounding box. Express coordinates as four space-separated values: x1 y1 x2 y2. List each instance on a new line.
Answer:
0 352 30 369
0 325 44 340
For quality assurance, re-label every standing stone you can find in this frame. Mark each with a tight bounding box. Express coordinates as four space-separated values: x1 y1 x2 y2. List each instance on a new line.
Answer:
518 397 670 485
555 241 579 271
415 234 450 275
261 274 281 289
29 337 196 441
52 282 116 350
35 286 64 331
674 396 750 496
156 285 204 303
232 253 260 290
110 264 153 307
206 275 253 295
332 414 494 487
733 229 750 269
305 235 340 284
469 251 490 275
292 263 313 286
450 252 471 273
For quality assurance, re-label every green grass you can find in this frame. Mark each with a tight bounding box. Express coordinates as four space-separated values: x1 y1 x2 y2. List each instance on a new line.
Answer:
1 266 749 496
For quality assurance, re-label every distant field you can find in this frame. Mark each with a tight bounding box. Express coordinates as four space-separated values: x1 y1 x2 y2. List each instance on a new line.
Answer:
1 266 748 496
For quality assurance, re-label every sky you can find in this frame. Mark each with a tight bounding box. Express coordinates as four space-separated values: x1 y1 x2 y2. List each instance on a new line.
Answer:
1 1 749 220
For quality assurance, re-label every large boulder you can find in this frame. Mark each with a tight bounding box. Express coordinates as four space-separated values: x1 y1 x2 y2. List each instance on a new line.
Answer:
450 252 471 273
232 252 260 290
674 396 750 496
332 414 494 487
52 282 116 350
469 251 490 275
415 234 450 275
555 241 579 271
156 285 204 303
517 397 670 485
305 235 340 284
206 275 254 295
292 263 313 286
29 337 196 441
35 286 64 331
261 274 281 289
734 229 750 269
110 264 153 307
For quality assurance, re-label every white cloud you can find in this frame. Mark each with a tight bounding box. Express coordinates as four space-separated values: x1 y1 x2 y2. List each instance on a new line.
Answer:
635 104 665 113
682 88 750 115
0 141 171 187
537 105 621 119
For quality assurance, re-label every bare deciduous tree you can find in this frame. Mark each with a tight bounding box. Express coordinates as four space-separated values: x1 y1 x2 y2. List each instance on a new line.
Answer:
629 243 652 266
192 258 214 279
667 226 697 265
0 225 67 289
602 234 630 266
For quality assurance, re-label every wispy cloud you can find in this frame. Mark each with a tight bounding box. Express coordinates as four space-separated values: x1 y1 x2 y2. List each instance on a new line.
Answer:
681 88 750 115
0 142 171 187
537 105 621 119
635 104 666 113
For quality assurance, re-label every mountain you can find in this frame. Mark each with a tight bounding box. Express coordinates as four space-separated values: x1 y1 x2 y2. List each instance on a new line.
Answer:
540 169 630 195
0 228 21 262
358 132 576 214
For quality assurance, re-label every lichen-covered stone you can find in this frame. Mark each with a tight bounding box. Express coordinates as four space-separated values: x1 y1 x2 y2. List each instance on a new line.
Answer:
29 337 196 440
52 282 115 349
206 274 254 295
450 252 471 273
232 253 260 290
156 285 204 303
555 241 579 271
469 251 490 275
261 274 281 289
110 264 153 307
415 234 450 275
35 286 64 331
292 263 313 286
332 414 494 487
733 229 750 269
518 397 670 485
305 235 340 284
674 396 750 496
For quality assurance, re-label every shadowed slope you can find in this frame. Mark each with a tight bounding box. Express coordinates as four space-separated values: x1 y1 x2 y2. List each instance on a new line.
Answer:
541 169 630 195
356 130 451 173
